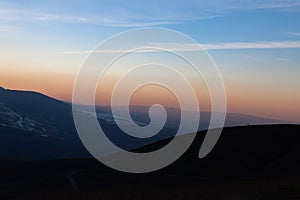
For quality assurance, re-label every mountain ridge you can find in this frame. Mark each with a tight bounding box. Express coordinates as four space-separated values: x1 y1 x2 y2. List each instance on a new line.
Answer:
0 86 295 160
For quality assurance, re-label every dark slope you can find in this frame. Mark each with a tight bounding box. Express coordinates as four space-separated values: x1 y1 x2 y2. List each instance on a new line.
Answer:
139 124 300 177
0 126 88 160
0 87 90 159
0 125 300 200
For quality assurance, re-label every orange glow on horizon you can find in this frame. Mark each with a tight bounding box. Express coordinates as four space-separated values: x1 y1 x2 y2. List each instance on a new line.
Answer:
1 70 299 123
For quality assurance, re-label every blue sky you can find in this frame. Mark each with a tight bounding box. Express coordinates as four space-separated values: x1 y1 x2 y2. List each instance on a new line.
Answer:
1 0 300 44
0 0 300 121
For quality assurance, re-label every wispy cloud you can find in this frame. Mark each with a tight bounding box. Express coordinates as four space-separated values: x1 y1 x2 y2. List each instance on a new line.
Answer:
111 21 181 28
273 56 290 62
203 40 300 50
0 25 22 33
2 1 298 31
287 32 300 36
0 9 111 24
242 55 290 62
203 0 300 12
0 0 233 30
256 1 300 9
0 1 299 29
0 8 175 27
59 40 300 55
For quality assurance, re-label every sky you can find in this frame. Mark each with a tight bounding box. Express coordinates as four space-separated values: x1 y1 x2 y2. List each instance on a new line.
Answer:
0 0 300 122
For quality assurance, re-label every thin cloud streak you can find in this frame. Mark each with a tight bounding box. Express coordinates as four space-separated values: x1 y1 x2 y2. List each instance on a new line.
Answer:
287 32 300 36
0 1 299 29
205 0 300 11
59 40 300 55
0 8 180 27
0 25 23 33
257 1 300 9
111 21 181 27
204 40 300 50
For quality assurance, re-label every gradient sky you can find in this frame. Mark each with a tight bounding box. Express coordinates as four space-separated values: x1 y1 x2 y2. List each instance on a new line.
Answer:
0 0 300 122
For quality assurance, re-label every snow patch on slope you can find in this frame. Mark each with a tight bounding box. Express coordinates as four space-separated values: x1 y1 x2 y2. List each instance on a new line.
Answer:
0 103 46 134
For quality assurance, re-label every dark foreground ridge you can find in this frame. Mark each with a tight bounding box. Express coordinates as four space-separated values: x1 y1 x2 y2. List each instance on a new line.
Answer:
0 124 300 200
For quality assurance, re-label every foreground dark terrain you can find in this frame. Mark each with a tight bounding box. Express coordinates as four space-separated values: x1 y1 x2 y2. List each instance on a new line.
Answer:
0 124 300 200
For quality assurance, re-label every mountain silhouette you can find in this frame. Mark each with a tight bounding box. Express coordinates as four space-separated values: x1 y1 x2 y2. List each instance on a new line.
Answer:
0 87 299 199
0 86 291 160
